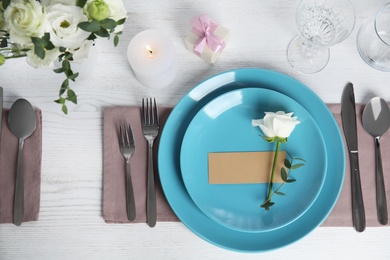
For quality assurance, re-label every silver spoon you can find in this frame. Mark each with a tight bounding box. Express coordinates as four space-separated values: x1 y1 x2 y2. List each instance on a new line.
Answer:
362 97 390 225
8 99 36 226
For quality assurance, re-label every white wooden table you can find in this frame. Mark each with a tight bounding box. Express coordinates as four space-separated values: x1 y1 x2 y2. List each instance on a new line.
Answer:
1 0 390 259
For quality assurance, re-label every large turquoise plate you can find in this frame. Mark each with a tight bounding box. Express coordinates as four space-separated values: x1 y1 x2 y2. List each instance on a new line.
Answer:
180 88 327 232
158 68 345 252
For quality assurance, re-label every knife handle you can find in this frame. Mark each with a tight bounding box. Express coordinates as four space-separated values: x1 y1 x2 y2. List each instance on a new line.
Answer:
374 137 388 225
349 152 366 232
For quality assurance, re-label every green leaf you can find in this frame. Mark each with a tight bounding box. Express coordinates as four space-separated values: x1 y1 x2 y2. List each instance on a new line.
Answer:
286 178 296 183
295 158 307 162
68 72 79 81
87 20 101 32
95 28 110 38
113 34 119 47
76 0 87 8
116 18 126 25
62 59 70 71
284 159 291 169
67 89 77 104
60 79 69 95
281 167 288 182
87 33 97 41
2 0 10 9
291 163 305 170
54 97 66 104
31 37 45 46
275 191 285 196
59 47 66 53
62 104 68 114
34 45 45 59
101 19 117 30
260 200 274 210
53 67 65 74
78 21 91 32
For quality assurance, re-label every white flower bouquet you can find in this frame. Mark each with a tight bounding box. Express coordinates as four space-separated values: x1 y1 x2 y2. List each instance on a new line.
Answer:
0 0 127 113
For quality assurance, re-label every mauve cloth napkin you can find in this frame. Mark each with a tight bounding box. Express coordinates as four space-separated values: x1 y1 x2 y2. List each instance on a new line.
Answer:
103 104 390 227
0 109 42 223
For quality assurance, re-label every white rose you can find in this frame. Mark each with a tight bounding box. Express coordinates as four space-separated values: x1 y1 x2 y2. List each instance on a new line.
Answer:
26 48 61 68
85 0 127 32
3 0 46 46
70 40 92 62
252 111 300 139
44 3 90 49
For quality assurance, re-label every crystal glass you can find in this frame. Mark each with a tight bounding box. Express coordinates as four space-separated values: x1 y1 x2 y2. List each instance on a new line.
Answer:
357 3 390 72
287 0 355 74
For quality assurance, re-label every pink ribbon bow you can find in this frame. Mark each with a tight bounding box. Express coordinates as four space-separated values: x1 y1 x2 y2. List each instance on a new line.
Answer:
191 14 225 56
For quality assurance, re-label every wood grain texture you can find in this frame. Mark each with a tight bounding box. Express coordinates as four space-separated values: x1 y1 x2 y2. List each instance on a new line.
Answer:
1 0 390 259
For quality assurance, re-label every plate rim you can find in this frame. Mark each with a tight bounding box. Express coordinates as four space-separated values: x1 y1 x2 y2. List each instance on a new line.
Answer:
158 68 346 252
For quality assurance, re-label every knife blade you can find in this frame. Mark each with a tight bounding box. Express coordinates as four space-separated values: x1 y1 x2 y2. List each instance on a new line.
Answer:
341 83 366 232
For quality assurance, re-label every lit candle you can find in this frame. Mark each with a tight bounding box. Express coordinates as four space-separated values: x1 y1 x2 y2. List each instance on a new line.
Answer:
127 29 177 88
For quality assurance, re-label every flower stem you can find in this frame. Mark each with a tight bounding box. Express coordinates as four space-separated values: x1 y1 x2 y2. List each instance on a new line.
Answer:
267 140 281 199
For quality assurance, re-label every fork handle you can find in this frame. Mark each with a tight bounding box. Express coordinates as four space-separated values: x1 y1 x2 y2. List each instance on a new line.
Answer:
125 159 136 221
147 144 157 227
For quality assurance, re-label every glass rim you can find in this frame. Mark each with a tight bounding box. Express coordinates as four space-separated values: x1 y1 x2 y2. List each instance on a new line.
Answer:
374 2 390 46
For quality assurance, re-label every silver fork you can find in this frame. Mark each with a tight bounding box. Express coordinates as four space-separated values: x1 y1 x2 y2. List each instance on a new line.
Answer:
119 124 136 222
141 97 159 227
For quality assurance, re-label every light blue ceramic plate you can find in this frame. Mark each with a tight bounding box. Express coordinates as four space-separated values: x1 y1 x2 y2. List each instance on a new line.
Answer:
180 88 327 232
158 68 345 252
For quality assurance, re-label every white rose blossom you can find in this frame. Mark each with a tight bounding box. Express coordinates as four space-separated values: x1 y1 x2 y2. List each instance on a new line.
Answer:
44 2 90 49
3 0 46 46
85 0 127 32
26 48 61 68
252 111 300 140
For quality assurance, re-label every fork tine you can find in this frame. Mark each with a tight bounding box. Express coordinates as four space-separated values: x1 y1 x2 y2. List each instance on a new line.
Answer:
119 125 125 147
153 98 159 126
127 124 134 146
142 98 146 125
147 97 152 125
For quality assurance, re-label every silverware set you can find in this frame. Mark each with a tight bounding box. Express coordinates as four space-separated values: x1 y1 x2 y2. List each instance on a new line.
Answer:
341 83 389 232
118 97 159 227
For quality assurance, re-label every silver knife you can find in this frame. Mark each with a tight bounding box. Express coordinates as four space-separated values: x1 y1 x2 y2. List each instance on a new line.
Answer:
341 83 366 232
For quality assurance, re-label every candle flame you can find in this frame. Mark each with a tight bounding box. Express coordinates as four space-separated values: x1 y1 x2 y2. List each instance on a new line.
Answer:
146 45 153 54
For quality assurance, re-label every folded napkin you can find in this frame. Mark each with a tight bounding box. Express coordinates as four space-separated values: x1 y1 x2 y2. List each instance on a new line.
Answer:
103 104 390 227
103 107 178 223
0 109 42 224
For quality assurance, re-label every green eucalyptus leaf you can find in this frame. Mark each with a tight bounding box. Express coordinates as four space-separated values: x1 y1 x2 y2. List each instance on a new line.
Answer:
275 191 285 196
116 18 126 25
95 28 110 38
284 159 291 169
62 104 68 114
68 72 79 81
59 47 66 52
87 20 101 32
53 67 65 74
87 33 97 41
78 21 91 32
34 45 45 59
62 59 70 70
60 79 69 95
113 34 119 47
281 167 288 182
101 19 117 30
67 89 77 104
76 0 87 8
31 37 44 46
261 200 274 210
2 0 10 9
291 163 305 170
295 158 307 162
286 178 296 183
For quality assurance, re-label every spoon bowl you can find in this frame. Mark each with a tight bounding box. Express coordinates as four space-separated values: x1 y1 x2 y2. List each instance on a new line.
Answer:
362 97 390 225
8 99 36 226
